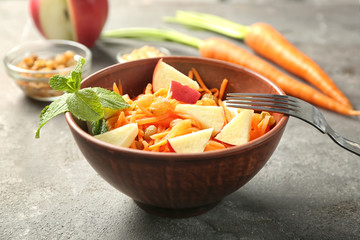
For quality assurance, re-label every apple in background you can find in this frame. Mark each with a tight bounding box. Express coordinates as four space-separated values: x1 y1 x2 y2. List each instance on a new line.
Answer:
174 104 225 136
215 109 254 146
152 59 200 92
94 123 138 148
168 81 201 104
29 0 108 48
167 128 213 153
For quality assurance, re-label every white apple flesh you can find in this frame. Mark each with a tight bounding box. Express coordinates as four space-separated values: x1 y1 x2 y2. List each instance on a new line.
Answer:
215 109 254 146
29 0 108 48
174 104 225 136
152 59 200 92
167 128 213 153
168 81 201 104
94 123 138 148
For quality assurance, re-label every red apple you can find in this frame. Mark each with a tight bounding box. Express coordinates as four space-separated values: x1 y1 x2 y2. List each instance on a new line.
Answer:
168 81 201 104
152 59 200 92
215 109 254 146
29 0 108 48
94 123 138 148
174 104 225 136
167 128 213 153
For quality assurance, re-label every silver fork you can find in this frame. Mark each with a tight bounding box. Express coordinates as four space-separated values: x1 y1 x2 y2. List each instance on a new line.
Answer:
226 93 360 157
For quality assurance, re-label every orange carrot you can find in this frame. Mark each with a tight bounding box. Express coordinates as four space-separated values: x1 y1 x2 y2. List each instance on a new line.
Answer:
115 111 128 128
245 22 352 108
199 38 360 116
166 11 353 108
102 28 360 115
188 70 194 79
204 140 226 151
218 78 228 100
112 82 120 95
191 68 211 94
136 112 171 125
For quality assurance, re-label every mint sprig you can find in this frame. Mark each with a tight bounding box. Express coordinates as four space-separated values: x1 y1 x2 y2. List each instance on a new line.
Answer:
35 58 130 138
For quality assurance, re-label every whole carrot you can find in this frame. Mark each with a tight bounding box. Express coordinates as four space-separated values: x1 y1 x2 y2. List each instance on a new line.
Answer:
245 22 352 108
199 38 359 116
165 11 353 109
101 28 360 115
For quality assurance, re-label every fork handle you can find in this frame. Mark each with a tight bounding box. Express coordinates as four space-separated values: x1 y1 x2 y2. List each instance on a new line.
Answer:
327 129 360 156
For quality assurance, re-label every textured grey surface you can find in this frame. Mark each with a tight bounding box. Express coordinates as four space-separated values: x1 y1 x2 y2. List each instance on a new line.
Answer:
1 1 360 239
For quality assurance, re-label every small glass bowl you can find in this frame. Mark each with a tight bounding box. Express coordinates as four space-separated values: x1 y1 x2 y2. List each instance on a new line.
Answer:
4 39 92 101
116 45 170 63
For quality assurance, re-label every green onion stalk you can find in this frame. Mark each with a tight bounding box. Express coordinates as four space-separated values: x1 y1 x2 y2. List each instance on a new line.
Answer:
164 11 250 40
101 28 204 49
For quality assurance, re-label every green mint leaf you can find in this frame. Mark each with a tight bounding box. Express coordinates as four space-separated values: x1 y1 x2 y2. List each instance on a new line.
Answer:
90 119 108 136
70 57 86 90
92 87 130 110
35 93 69 138
66 88 104 121
49 57 85 93
49 75 76 92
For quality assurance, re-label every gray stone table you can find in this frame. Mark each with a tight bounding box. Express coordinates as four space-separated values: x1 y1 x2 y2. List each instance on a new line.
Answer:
1 0 359 239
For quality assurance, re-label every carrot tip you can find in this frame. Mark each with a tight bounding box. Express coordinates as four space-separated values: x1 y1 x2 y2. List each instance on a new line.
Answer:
350 110 360 116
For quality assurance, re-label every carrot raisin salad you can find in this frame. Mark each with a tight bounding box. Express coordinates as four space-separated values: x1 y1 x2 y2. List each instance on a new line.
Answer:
95 59 275 153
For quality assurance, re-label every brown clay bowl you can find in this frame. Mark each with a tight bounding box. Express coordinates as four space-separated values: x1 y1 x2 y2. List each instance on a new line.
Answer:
65 56 288 218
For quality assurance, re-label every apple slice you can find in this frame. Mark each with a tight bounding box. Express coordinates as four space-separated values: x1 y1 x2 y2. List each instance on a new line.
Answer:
152 59 200 92
174 104 225 136
167 128 213 153
215 109 254 146
168 81 201 104
94 123 138 148
103 108 118 119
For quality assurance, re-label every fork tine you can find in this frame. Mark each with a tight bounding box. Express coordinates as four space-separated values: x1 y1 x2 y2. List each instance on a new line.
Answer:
226 99 294 110
227 93 296 103
227 93 291 100
225 103 295 115
225 93 299 114
226 96 298 107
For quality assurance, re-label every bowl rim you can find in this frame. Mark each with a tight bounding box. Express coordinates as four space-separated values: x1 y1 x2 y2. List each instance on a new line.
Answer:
65 56 289 161
3 39 92 76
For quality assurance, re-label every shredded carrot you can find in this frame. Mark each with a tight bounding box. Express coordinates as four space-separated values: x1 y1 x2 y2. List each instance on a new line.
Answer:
192 67 211 94
118 81 123 95
115 111 128 128
103 66 276 153
188 70 194 79
218 78 228 100
204 140 226 151
210 88 219 97
129 111 137 123
113 82 120 95
136 113 171 125
150 131 170 140
136 102 154 117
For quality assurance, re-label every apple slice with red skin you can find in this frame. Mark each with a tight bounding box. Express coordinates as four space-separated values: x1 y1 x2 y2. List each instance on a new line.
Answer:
174 104 225 136
152 59 200 92
168 81 201 104
167 128 213 153
94 123 138 148
29 0 108 48
215 109 254 146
